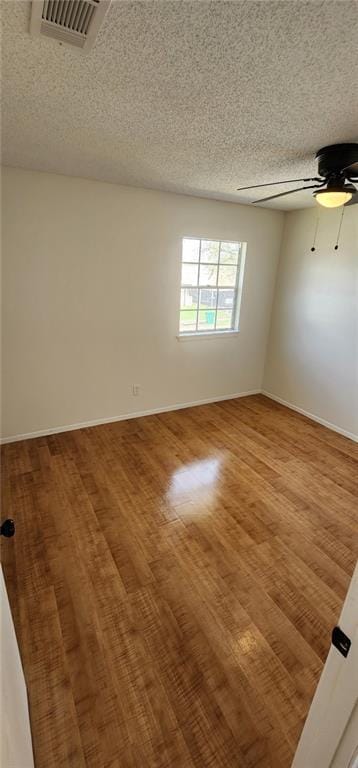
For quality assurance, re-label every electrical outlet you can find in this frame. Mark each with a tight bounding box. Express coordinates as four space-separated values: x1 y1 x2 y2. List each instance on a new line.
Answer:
132 385 140 396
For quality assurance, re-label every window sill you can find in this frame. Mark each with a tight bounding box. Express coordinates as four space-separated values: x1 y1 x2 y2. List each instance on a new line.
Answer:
176 330 240 341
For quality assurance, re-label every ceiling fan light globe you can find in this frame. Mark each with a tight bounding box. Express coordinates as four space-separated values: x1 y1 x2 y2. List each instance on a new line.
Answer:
314 190 353 208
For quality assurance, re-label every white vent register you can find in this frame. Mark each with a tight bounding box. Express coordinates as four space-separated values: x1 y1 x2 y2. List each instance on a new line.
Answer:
30 0 111 51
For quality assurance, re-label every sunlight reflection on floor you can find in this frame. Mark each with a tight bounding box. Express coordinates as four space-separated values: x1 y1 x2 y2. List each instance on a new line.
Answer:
166 456 222 512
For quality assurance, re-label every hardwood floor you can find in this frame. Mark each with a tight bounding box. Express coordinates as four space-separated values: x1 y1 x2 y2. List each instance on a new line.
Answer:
1 394 357 768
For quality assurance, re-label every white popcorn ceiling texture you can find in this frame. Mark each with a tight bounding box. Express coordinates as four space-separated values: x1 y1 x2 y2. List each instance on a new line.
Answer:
1 0 358 209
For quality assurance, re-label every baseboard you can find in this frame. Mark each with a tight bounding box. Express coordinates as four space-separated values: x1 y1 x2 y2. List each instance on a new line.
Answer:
3 388 356 445
262 390 358 443
0 389 261 445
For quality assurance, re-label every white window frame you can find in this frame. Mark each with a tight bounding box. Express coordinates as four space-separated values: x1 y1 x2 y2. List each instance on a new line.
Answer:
178 236 246 339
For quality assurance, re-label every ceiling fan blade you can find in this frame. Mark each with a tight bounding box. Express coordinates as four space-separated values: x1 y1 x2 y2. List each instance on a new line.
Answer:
253 185 321 204
236 177 321 192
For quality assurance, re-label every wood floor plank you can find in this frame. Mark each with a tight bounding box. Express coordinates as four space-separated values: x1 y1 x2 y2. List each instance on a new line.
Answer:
1 395 357 767
19 586 87 768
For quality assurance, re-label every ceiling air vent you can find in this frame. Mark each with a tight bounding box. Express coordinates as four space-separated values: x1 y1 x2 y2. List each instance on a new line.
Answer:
30 0 111 51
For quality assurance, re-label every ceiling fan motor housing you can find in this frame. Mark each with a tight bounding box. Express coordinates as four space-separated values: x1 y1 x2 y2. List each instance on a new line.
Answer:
315 143 358 179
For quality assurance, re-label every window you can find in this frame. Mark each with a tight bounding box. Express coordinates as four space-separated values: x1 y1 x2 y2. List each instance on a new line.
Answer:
179 237 245 336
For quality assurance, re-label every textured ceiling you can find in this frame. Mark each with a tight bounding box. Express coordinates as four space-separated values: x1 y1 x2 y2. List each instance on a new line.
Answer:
1 0 358 210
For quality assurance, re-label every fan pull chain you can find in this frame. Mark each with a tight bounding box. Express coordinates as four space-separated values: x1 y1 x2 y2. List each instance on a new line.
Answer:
334 206 345 251
310 211 320 252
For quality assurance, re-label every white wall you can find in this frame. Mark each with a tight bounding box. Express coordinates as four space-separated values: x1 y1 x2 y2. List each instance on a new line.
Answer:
264 206 358 439
1 167 283 440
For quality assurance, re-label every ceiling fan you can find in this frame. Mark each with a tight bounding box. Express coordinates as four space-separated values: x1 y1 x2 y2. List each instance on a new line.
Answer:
237 143 358 208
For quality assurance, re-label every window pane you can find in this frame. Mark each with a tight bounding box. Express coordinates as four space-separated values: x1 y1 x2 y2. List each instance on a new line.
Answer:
218 264 237 287
199 288 217 309
181 288 198 309
198 309 216 331
218 288 234 309
180 310 197 332
182 238 200 262
199 263 218 286
216 309 233 329
179 237 242 335
182 263 198 286
220 242 239 264
200 240 220 263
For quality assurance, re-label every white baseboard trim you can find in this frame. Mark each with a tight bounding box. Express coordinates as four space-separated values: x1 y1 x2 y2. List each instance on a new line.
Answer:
262 390 358 443
0 389 261 445
3 388 356 445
